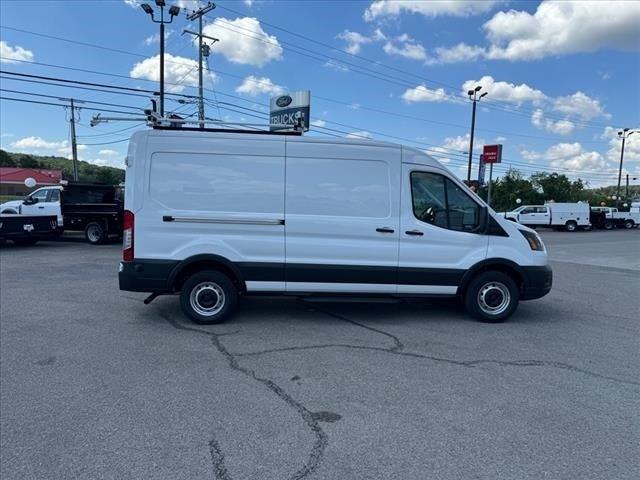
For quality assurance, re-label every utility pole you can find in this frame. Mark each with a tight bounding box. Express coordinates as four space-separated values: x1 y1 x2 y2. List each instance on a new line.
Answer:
466 85 488 182
60 97 84 181
140 1 182 118
186 2 216 127
616 128 635 207
69 98 79 181
626 173 629 200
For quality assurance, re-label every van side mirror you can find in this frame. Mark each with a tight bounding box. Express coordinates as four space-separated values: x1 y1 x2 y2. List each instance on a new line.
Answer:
23 196 38 206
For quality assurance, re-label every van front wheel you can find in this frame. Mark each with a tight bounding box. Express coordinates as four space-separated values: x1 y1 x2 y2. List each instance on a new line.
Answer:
464 271 519 323
180 270 238 324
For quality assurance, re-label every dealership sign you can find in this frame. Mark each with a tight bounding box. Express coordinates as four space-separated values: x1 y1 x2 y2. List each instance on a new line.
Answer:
270 91 311 132
482 144 503 164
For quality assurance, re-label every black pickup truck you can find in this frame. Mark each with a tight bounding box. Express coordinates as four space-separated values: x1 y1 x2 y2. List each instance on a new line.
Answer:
0 214 59 246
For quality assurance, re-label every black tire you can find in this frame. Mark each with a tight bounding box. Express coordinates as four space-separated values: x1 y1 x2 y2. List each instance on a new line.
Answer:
565 220 577 232
604 221 613 230
13 237 38 246
464 271 519 323
180 270 238 324
624 220 634 229
84 222 106 245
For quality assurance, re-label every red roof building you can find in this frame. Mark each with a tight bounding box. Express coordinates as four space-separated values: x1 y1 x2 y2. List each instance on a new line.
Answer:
0 167 63 197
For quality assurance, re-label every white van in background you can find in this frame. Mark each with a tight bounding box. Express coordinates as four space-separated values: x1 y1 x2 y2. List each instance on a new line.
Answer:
119 128 552 324
503 203 590 231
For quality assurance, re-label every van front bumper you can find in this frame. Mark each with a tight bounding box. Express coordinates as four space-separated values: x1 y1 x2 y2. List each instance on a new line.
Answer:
520 265 552 300
119 260 176 292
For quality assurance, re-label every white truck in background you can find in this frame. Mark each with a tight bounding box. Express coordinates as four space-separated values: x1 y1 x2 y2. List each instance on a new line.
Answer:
502 203 591 232
590 206 639 229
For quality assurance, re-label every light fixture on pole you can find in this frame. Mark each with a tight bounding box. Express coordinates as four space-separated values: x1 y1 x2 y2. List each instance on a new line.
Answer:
466 85 488 183
616 128 635 207
140 1 181 118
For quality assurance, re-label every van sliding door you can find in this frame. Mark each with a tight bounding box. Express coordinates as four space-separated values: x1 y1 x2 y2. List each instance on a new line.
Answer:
284 141 400 294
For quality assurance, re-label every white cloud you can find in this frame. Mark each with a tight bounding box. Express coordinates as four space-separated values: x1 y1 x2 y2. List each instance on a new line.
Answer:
401 85 449 103
601 126 640 165
235 75 284 97
422 1 640 64
11 137 67 151
552 91 607 120
203 17 283 67
143 31 172 46
311 119 327 128
364 0 501 21
0 41 34 64
336 29 385 54
323 60 350 72
123 0 139 8
345 131 372 139
428 43 485 64
462 76 545 104
98 149 120 157
483 1 640 61
383 34 426 61
521 149 541 162
244 0 253 6
531 109 575 136
539 142 607 170
9 137 88 157
130 54 208 92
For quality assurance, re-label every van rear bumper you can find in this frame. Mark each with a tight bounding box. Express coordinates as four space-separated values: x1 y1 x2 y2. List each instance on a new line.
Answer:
520 265 552 300
119 260 176 292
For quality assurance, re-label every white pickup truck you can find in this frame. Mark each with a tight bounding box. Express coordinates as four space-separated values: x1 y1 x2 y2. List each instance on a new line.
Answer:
501 203 591 232
591 206 640 229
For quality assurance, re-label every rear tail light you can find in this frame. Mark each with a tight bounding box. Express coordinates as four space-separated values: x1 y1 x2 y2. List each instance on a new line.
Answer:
123 209 134 261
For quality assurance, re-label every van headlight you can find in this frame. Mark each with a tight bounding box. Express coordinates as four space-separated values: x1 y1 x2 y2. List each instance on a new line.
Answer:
519 229 544 251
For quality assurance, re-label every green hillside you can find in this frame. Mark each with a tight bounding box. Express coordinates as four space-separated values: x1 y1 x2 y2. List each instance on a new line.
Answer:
0 149 124 185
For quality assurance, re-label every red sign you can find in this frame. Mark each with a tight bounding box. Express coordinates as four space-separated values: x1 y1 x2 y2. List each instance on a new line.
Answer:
482 144 503 164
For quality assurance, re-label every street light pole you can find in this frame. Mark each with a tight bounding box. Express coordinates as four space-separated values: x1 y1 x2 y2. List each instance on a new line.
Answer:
616 128 635 207
466 86 488 183
140 1 181 118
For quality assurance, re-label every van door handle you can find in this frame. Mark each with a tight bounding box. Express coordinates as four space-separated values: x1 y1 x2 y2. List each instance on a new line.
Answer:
376 227 395 233
38 206 44 209
405 230 424 236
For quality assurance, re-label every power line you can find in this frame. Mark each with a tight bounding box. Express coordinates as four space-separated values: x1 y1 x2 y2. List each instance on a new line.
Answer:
0 95 141 116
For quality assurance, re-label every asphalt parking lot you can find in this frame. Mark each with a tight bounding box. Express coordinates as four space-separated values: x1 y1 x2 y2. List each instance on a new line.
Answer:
1 229 639 480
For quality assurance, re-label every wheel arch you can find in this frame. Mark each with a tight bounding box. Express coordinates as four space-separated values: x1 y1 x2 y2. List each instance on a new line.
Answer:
168 254 246 293
457 258 525 297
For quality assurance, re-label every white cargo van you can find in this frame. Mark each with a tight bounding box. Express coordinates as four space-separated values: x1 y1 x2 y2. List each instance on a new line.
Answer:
119 128 552 324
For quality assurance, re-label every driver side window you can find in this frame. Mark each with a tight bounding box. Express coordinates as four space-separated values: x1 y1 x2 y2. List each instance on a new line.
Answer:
30 189 49 201
411 172 480 232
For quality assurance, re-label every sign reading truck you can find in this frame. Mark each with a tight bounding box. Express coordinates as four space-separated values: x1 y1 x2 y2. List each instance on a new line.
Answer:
270 91 311 132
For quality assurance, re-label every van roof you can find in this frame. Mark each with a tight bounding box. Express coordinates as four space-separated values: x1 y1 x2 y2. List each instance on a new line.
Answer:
135 128 442 168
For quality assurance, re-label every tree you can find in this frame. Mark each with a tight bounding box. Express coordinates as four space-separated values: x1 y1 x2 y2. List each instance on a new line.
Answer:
17 155 41 168
530 172 586 202
483 169 543 212
0 149 17 167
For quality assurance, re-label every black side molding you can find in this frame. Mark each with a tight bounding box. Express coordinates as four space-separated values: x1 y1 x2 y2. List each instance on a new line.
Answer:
163 216 175 222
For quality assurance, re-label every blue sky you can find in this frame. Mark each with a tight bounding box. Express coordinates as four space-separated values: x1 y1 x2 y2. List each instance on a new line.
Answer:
1 0 639 187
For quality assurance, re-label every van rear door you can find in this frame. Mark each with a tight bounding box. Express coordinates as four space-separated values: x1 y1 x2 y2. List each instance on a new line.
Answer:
284 140 400 293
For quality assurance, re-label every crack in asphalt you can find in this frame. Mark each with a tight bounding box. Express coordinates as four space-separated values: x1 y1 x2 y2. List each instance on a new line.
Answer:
158 309 328 480
238 307 640 388
305 302 404 352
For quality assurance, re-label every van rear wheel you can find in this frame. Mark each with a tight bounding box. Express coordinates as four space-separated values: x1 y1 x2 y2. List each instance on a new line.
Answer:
464 271 519 323
180 270 238 324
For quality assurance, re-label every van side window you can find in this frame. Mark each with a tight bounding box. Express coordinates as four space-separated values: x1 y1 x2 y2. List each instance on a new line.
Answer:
411 172 479 232
30 189 49 201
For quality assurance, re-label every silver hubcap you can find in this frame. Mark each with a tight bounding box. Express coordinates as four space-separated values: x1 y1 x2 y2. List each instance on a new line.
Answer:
87 225 101 242
190 282 225 317
567 223 575 231
478 281 511 316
